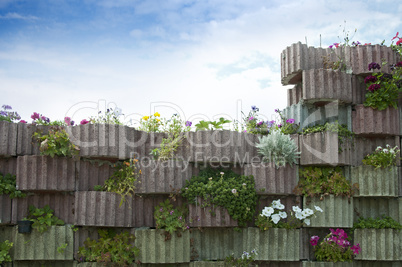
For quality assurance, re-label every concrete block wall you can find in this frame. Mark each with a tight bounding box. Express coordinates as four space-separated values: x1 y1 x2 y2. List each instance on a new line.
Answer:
0 41 401 266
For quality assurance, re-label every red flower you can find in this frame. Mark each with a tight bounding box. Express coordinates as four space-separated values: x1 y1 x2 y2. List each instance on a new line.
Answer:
392 32 399 40
396 38 402 46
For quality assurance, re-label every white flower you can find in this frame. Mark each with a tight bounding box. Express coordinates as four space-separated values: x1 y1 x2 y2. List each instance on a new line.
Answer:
386 144 391 148
390 149 395 154
220 172 224 175
262 207 274 217
295 211 305 220
376 146 383 151
272 199 281 209
292 206 302 213
271 214 281 224
304 218 311 225
113 107 123 117
231 189 237 194
279 211 287 219
314 206 323 212
304 208 314 216
241 251 250 259
383 149 389 153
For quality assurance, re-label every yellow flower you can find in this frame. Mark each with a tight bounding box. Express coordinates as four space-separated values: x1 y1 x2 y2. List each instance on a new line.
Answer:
156 119 160 122
154 112 161 117
142 116 149 121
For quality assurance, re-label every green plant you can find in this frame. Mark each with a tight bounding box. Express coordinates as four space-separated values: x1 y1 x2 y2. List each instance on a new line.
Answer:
89 107 124 125
138 112 162 132
0 240 13 264
362 145 400 169
57 243 68 254
0 172 26 198
310 228 360 262
96 158 140 207
154 199 189 239
255 129 300 168
181 168 258 227
235 106 274 134
301 121 354 152
294 167 357 199
78 229 139 265
150 114 191 161
24 205 65 233
33 126 80 158
353 216 402 231
255 199 323 230
0 104 21 122
195 117 231 131
224 249 258 267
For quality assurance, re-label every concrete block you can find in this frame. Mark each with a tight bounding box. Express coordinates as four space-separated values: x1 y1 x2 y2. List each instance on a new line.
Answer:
0 121 17 157
354 229 402 260
352 105 399 136
351 166 398 197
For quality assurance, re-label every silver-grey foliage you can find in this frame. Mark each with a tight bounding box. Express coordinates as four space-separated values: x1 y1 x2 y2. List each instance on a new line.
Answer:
255 130 300 168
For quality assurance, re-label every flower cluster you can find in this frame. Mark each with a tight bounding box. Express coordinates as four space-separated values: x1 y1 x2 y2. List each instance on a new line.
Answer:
225 249 258 267
0 104 23 123
311 228 360 262
89 107 123 125
362 144 400 169
368 62 381 71
154 199 189 239
256 199 323 230
238 106 275 134
392 32 402 46
275 108 299 135
138 112 162 132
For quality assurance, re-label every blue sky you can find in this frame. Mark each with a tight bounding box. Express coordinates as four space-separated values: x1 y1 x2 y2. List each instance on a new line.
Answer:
1 0 401 127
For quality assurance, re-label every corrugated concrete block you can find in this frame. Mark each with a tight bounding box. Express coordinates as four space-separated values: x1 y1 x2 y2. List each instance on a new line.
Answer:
0 121 17 157
243 163 299 195
66 124 138 160
188 130 259 164
353 198 401 224
303 195 353 228
351 166 398 197
132 131 165 160
288 84 303 106
352 136 400 167
354 262 402 267
16 155 76 191
0 157 18 175
13 225 74 260
16 123 49 156
351 75 367 105
189 199 238 227
354 229 402 260
302 262 355 267
11 193 75 224
302 69 353 104
299 132 352 166
0 195 12 225
137 160 192 194
135 229 190 263
281 42 345 85
352 105 400 136
13 261 76 267
77 160 114 191
345 45 400 76
283 102 352 131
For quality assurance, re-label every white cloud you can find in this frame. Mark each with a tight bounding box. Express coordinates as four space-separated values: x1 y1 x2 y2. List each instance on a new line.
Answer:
0 12 38 20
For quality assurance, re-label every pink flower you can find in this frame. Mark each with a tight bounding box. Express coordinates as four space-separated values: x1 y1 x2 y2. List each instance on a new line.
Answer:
310 236 319 246
64 117 72 126
19 120 27 123
31 112 40 120
392 32 399 40
350 244 361 255
397 39 402 46
286 118 295 124
80 119 89 125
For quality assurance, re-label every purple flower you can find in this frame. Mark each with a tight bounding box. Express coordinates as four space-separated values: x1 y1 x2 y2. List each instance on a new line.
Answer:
159 208 163 212
170 210 174 215
248 117 254 121
286 118 295 124
2 105 12 110
0 111 6 116
243 130 247 133
368 62 381 71
364 75 377 83
274 109 279 113
41 116 50 123
396 61 402 68
185 121 192 127
278 124 282 128
368 84 381 92
257 121 264 126
186 225 190 229
178 216 182 220
71 121 75 126
251 105 258 111
31 112 40 120
64 117 72 126
80 119 89 125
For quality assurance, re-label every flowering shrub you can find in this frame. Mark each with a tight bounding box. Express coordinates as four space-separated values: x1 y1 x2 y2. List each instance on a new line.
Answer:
362 145 400 169
0 104 22 122
154 199 189 239
255 130 300 168
138 112 162 132
224 249 258 267
255 199 322 230
275 109 299 135
294 167 357 199
181 168 258 227
311 228 360 262
237 106 274 134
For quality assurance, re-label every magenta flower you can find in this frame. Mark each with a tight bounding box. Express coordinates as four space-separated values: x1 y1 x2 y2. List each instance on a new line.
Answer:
364 75 377 83
185 121 192 127
80 119 89 125
368 84 381 92
249 117 254 121
257 121 264 126
310 235 319 246
19 120 27 123
368 62 381 71
350 244 361 255
64 117 72 126
286 118 295 124
31 112 40 120
392 32 399 40
278 124 282 128
396 61 402 68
